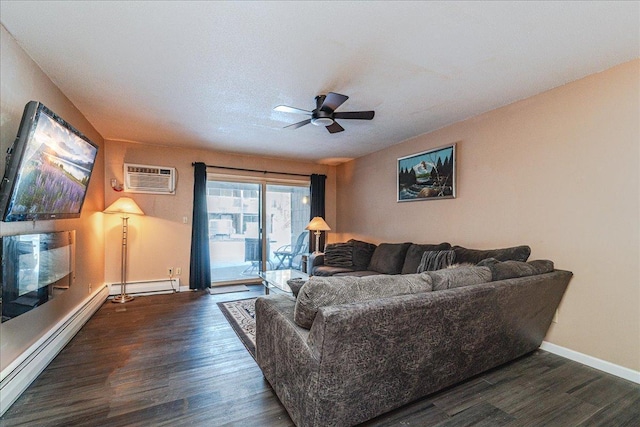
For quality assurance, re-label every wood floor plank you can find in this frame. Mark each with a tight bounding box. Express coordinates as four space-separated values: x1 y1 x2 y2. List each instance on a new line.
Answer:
1 286 638 426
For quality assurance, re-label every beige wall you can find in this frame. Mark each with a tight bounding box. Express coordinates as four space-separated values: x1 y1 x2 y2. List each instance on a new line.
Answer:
336 60 640 371
0 25 106 371
104 140 336 285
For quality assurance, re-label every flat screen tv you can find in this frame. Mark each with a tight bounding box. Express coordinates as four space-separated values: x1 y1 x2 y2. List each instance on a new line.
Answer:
0 101 99 222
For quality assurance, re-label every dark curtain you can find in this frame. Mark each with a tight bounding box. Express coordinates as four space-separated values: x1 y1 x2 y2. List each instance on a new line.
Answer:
309 174 327 252
189 162 211 290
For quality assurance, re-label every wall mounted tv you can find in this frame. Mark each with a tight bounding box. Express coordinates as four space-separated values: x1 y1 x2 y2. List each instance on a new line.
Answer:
0 101 99 222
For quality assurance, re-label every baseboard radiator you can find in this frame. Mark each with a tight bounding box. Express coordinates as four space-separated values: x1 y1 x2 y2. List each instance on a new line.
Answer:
0 285 109 416
108 278 184 297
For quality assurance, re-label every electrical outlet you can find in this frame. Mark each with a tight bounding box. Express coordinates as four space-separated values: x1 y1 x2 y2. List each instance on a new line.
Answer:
176 267 182 275
167 267 174 276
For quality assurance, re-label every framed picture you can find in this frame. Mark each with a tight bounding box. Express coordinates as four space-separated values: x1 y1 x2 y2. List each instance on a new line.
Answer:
397 143 456 202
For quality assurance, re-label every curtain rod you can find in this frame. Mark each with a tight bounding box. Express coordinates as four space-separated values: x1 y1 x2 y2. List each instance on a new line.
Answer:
192 163 310 178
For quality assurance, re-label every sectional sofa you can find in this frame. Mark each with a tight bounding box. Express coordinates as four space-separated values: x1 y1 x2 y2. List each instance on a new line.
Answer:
255 241 572 426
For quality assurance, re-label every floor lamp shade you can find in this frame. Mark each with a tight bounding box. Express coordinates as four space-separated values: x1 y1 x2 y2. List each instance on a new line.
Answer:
104 197 144 303
305 216 330 253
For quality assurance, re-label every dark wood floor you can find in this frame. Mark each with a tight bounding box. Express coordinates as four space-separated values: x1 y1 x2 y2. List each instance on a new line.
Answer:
2 286 638 427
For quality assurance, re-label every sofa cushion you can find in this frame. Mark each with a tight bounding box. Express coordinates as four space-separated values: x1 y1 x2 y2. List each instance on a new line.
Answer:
368 242 412 274
334 270 381 277
294 273 433 329
452 245 531 264
312 265 356 276
477 258 554 281
401 242 452 274
286 278 307 298
416 249 456 272
324 242 354 267
427 266 492 291
348 239 378 270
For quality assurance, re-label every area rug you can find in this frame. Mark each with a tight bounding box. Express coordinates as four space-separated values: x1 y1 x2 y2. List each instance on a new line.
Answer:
208 284 250 295
217 297 257 359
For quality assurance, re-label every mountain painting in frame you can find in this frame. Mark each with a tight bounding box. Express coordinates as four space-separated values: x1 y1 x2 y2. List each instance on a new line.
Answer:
397 143 456 202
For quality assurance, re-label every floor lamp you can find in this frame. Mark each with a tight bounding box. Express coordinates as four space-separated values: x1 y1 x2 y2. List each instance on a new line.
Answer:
305 216 331 254
104 197 144 303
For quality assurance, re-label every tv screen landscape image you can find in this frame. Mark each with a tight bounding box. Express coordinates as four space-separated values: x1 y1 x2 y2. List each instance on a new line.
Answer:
0 101 99 222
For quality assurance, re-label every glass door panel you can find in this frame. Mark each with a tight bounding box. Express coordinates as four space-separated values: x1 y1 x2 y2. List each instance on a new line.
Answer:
207 180 262 283
266 184 310 270
207 178 310 284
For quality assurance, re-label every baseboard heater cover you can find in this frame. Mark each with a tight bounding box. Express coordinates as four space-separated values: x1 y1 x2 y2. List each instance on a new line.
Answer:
108 278 181 297
0 285 109 416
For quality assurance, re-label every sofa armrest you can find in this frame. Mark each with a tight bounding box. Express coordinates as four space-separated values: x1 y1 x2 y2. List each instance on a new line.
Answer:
308 252 324 274
254 295 319 425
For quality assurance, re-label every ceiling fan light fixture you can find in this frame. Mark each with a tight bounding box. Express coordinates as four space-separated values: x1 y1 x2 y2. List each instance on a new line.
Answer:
311 117 334 126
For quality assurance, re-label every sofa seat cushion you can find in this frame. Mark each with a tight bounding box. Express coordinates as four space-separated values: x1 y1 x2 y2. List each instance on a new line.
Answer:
452 245 531 265
294 273 433 329
368 242 412 274
401 242 452 274
478 258 554 281
427 266 492 291
312 265 356 276
334 270 381 277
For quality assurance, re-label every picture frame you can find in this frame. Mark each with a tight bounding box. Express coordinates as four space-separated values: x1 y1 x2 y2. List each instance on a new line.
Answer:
397 143 456 202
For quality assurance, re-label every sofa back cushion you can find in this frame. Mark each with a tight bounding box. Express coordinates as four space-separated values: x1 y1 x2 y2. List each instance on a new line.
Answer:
348 239 378 270
368 242 412 274
452 245 531 265
427 266 492 291
478 258 554 281
401 242 452 274
324 242 354 267
294 273 433 329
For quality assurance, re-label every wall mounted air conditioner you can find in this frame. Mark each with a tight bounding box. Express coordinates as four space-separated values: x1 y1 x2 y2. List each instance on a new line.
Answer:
124 163 176 194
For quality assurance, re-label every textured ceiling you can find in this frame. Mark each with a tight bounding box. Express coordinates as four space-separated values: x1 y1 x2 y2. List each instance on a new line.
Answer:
1 1 638 164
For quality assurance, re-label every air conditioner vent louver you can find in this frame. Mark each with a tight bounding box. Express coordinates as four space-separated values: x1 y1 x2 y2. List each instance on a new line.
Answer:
124 163 176 194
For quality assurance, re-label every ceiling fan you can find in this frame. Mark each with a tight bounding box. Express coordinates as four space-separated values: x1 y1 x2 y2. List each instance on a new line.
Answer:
274 92 375 134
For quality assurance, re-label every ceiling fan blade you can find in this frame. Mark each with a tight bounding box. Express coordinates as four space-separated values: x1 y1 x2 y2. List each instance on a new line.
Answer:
325 121 344 133
284 119 311 129
274 105 311 115
320 92 349 113
334 111 375 120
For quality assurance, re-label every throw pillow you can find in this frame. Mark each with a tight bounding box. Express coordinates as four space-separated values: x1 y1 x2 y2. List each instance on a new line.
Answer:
401 242 452 274
323 242 354 267
348 239 377 270
294 273 433 329
452 245 531 265
368 242 412 274
427 266 492 291
416 250 455 272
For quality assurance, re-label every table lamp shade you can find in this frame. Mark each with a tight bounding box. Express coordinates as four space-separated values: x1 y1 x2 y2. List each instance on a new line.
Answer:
305 216 331 231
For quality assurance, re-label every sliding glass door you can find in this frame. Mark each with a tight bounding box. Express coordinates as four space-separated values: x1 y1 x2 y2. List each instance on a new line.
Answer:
207 177 310 284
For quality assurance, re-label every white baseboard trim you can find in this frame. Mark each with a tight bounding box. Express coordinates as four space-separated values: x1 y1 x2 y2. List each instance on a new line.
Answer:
108 278 181 297
0 285 109 416
540 341 640 384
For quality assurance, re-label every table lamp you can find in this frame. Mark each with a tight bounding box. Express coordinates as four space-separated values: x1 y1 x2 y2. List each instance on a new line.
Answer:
305 216 330 254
